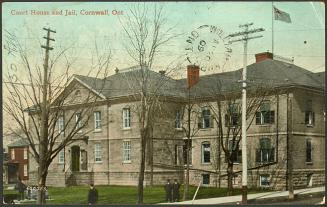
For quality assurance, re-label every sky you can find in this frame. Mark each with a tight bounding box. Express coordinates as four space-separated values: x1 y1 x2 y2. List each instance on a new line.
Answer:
2 1 325 78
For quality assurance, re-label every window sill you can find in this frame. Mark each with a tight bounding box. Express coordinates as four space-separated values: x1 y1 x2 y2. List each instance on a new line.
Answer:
199 128 213 131
260 185 270 188
175 128 183 131
123 161 131 164
95 161 103 164
257 124 273 127
58 163 65 165
233 162 241 165
201 162 211 165
183 164 193 167
122 127 131 131
94 129 102 133
306 162 313 165
306 124 314 128
77 130 83 134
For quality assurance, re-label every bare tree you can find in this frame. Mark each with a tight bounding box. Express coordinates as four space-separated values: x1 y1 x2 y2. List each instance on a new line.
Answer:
207 77 279 195
3 28 111 204
119 3 178 204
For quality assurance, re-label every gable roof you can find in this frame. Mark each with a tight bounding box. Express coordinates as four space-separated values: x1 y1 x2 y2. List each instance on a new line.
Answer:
8 138 29 147
26 59 325 110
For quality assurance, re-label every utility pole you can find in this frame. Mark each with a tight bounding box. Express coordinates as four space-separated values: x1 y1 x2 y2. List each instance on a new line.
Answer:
38 27 55 204
227 23 264 204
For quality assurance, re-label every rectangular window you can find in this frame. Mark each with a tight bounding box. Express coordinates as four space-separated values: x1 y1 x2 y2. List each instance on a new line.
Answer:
228 140 242 163
75 113 83 131
94 111 101 130
202 174 210 185
306 139 312 162
256 138 275 163
183 140 192 165
198 107 213 129
94 144 102 162
259 175 270 187
58 150 65 164
123 141 131 163
256 102 275 125
23 164 28 177
201 142 211 164
58 116 64 133
305 111 315 126
24 148 28 160
123 108 131 129
225 103 239 127
11 149 15 160
175 110 182 129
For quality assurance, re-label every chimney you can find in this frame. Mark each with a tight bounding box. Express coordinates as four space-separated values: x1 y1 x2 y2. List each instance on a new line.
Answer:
255 52 273 63
159 70 166 75
187 65 200 89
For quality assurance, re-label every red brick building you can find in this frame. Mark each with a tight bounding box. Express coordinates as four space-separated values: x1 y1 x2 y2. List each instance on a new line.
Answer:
6 138 29 184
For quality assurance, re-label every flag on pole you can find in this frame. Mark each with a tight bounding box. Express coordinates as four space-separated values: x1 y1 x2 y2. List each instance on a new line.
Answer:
274 6 292 23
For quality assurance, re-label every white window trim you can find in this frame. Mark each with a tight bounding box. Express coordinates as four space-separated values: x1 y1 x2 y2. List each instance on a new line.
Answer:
201 107 211 129
175 110 182 129
23 148 28 160
94 144 102 163
202 174 210 186
201 142 211 164
94 111 102 131
75 113 83 133
23 164 28 177
11 149 15 160
58 150 65 164
123 108 131 129
259 175 270 187
58 116 64 134
305 138 313 163
123 140 131 163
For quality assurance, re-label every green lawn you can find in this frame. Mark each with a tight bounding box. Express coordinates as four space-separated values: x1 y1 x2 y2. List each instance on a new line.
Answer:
4 185 270 205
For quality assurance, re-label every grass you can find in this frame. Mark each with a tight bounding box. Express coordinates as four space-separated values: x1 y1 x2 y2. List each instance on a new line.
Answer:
4 185 271 205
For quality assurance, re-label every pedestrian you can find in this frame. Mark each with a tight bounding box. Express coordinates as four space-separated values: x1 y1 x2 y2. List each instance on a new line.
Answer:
172 179 180 202
87 183 98 205
164 179 172 202
16 177 27 200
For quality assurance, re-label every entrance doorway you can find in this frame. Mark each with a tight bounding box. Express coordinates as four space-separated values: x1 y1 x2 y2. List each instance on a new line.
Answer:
8 163 18 184
71 146 80 172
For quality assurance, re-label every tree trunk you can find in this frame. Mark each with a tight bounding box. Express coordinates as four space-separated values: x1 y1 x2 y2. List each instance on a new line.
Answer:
37 167 48 204
227 162 234 196
137 128 147 204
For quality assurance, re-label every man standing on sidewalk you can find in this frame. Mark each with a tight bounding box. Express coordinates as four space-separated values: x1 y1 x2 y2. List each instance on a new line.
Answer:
164 179 172 202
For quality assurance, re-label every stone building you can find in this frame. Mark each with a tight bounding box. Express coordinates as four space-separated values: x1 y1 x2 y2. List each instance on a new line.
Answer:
27 52 325 190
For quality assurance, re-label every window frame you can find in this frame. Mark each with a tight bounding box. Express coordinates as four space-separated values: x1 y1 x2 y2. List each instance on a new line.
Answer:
175 109 182 129
183 139 192 166
94 143 102 163
75 113 83 132
257 138 275 163
122 108 131 129
123 140 131 163
202 174 210 185
94 111 102 131
23 164 28 177
306 138 312 163
199 107 213 129
259 175 270 187
58 150 65 164
23 148 28 160
228 139 242 164
305 111 315 126
58 116 65 134
201 141 211 164
11 148 15 160
256 102 275 125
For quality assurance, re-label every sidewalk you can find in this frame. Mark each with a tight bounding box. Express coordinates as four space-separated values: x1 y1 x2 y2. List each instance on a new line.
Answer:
160 186 325 205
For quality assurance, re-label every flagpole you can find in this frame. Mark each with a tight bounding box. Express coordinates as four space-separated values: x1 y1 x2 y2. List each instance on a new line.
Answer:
272 1 274 57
